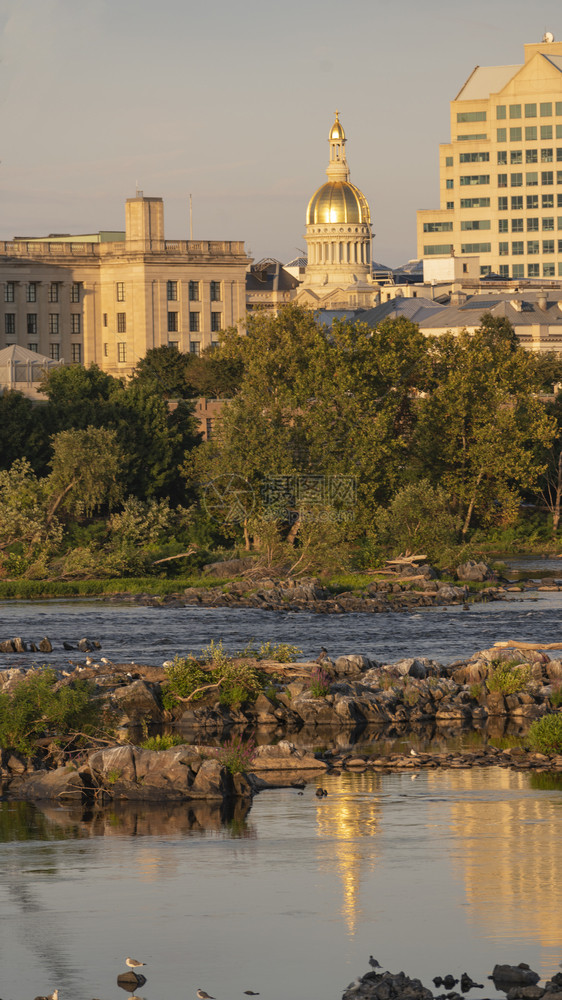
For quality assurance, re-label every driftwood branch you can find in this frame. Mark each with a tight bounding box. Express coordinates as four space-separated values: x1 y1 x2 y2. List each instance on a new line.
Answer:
152 547 196 566
175 681 221 704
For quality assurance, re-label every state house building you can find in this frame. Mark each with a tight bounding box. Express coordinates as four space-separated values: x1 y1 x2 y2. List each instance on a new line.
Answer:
417 34 562 280
0 194 250 377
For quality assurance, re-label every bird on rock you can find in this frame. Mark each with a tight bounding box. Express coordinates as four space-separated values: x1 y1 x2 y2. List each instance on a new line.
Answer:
197 991 216 999
315 647 329 664
369 956 381 969
126 958 146 969
244 992 260 996
33 991 58 1000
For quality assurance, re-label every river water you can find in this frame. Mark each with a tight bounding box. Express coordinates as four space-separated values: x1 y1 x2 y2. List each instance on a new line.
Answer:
2 587 562 998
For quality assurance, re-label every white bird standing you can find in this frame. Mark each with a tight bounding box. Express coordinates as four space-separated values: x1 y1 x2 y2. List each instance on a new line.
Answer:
197 990 216 999
126 957 146 969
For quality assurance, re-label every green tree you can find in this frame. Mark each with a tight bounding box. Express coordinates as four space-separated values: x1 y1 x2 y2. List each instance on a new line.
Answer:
48 426 124 519
413 315 555 536
130 345 194 398
0 459 62 574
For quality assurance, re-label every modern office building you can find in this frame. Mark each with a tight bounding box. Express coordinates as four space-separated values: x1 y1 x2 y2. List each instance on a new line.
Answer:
0 194 250 377
417 33 562 281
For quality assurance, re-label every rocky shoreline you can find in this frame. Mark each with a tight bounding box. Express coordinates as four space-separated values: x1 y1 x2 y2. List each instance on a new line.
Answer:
343 962 562 1000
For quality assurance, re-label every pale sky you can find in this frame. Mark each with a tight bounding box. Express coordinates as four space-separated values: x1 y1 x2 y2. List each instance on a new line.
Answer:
1 0 561 266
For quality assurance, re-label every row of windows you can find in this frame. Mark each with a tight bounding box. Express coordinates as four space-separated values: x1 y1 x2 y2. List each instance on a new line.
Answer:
11 343 81 362
457 111 487 123
499 218 561 232
457 133 487 141
496 263 562 278
5 314 81 335
498 193 562 209
498 240 559 255
4 282 81 303
497 148 562 164
460 220 490 230
497 125 562 141
423 222 453 233
496 102 562 119
168 311 222 332
450 171 562 189
461 243 491 253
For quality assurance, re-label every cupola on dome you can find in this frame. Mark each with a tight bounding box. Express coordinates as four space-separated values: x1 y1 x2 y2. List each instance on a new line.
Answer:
306 181 370 225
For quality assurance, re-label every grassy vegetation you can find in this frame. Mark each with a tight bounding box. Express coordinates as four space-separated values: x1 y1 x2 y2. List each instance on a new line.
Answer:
163 651 271 711
0 575 231 601
486 660 532 695
528 713 562 753
139 733 185 751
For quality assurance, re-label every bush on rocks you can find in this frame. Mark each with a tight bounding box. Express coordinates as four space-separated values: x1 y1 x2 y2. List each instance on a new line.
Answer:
528 713 562 753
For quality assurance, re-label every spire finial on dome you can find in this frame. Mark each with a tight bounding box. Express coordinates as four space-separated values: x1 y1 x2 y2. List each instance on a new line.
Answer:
327 111 348 180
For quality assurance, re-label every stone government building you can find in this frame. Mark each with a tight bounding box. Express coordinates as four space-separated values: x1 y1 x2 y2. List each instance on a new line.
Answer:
0 193 250 378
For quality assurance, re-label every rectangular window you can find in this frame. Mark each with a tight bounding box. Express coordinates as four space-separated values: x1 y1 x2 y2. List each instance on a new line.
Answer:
544 263 555 276
446 201 454 209
188 280 200 301
527 218 539 231
189 341 201 356
460 220 491 230
558 150 562 161
526 172 538 186
27 343 38 353
498 173 508 187
527 240 539 254
543 193 555 208
117 313 126 333
541 125 553 140
210 281 222 301
499 242 509 256
167 311 178 332
557 102 562 116
445 156 453 166
510 150 522 164
512 264 524 279
423 244 453 254
526 149 538 163
541 102 553 117
49 314 59 334
116 282 125 302
511 219 523 232
4 314 15 335
189 311 200 332
496 105 506 119
423 222 453 232
117 343 127 363
498 196 508 210
446 178 454 189
457 110 487 122
461 197 490 207
26 283 36 302
559 240 562 253
526 126 538 140
49 343 60 361
528 263 540 277
480 266 491 276
510 127 522 142
525 103 537 118
459 151 489 162
71 343 81 363
497 151 507 165
206 418 214 440
511 196 523 210
168 341 178 350
48 283 58 303
27 313 37 334
558 125 562 139
543 217 555 230
460 175 489 185
511 173 523 187
457 133 487 141
103 313 108 327
498 219 509 232
542 171 554 185
4 281 14 302
103 343 108 357
70 283 80 303
509 104 521 119
499 265 510 277
527 194 539 209
542 148 554 162
543 239 555 253
211 311 223 331
167 280 178 301
71 314 81 334
512 241 524 255
497 128 507 142
461 243 491 253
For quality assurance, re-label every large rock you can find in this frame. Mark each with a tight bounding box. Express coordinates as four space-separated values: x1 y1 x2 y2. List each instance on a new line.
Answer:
251 740 327 770
456 560 494 582
8 766 87 802
111 679 163 722
381 658 428 679
334 654 372 677
492 965 540 987
203 557 256 577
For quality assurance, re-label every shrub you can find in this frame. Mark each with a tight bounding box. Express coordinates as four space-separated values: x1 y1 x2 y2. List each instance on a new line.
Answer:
258 641 303 662
163 656 208 709
201 638 231 670
216 732 256 774
550 683 562 708
216 662 264 706
140 733 185 751
528 713 562 754
0 668 106 756
309 666 331 698
487 660 531 695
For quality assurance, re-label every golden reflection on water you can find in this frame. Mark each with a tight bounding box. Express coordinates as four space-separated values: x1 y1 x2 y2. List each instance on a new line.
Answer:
314 772 382 935
426 768 562 965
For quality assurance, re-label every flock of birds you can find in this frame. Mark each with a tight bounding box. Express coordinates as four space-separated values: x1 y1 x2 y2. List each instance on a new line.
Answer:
34 962 262 1000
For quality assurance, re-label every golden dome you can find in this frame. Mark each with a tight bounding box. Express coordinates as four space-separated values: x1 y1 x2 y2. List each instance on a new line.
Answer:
306 181 371 225
329 113 345 140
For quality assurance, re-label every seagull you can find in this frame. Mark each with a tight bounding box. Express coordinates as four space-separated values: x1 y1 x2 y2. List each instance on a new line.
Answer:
410 749 418 757
126 958 146 969
197 990 216 999
369 956 381 969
